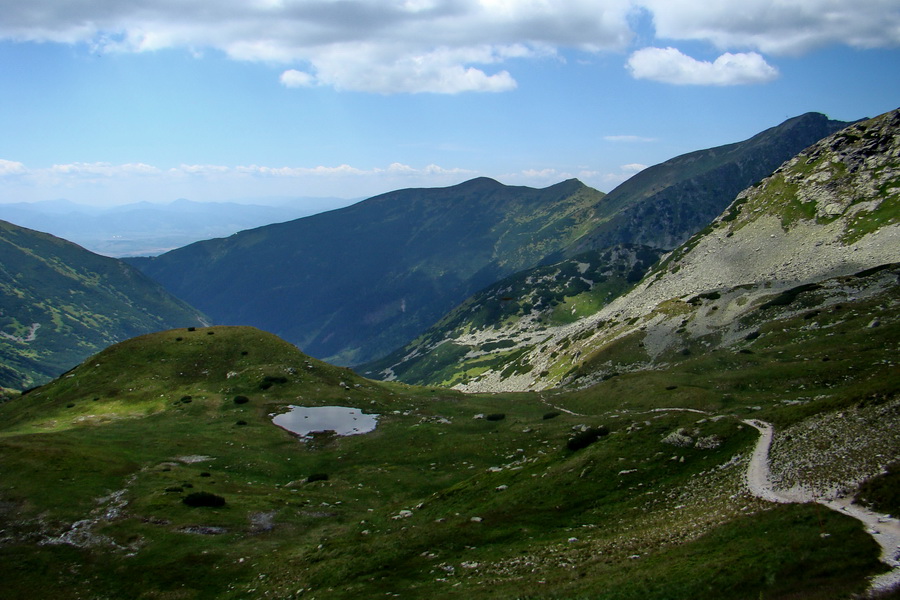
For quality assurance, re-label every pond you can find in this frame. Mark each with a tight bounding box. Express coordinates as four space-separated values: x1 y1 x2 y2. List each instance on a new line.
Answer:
272 406 379 438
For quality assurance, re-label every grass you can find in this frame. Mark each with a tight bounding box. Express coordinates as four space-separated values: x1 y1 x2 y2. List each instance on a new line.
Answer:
0 324 893 598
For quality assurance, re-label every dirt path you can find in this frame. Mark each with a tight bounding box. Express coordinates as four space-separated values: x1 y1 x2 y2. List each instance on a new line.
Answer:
743 419 900 594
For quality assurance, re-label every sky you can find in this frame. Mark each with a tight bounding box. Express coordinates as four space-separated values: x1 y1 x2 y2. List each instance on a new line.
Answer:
0 0 898 207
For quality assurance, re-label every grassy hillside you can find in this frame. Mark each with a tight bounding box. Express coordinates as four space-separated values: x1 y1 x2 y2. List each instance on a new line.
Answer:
0 325 892 598
0 220 208 389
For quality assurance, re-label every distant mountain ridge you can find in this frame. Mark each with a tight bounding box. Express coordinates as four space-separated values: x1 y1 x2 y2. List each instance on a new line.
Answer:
127 113 852 369
128 177 607 365
0 220 208 388
0 197 350 257
552 112 850 258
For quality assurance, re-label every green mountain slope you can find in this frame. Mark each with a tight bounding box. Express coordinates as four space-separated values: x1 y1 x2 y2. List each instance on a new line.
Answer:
552 111 850 258
361 244 663 386
0 220 208 389
446 108 899 393
128 178 606 366
360 113 851 390
0 325 893 598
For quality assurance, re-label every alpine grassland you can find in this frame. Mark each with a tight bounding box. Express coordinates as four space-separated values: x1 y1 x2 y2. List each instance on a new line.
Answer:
0 324 893 599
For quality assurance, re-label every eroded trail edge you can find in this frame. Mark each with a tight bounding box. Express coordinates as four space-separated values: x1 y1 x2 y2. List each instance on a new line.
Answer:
743 419 900 594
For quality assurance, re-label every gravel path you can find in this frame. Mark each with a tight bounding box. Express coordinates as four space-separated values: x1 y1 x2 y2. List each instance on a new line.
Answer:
744 419 900 594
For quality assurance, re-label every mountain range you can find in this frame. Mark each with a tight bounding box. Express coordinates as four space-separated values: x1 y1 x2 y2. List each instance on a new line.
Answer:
369 109 899 392
126 112 849 369
0 108 897 598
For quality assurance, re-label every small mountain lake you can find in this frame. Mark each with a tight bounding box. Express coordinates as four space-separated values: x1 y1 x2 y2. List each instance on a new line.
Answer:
272 406 379 438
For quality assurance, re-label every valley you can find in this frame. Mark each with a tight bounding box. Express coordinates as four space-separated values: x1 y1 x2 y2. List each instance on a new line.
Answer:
0 108 897 598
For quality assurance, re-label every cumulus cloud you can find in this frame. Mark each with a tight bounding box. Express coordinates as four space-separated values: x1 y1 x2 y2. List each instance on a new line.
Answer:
0 0 633 94
0 1 894 93
280 69 316 88
640 0 900 55
627 47 779 85
0 159 27 175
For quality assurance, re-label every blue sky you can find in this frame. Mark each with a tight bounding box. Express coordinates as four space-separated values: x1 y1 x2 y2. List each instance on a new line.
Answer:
0 1 898 206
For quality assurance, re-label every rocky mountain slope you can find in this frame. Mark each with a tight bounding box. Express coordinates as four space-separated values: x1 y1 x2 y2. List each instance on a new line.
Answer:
128 178 607 366
361 244 663 386
0 220 208 389
550 111 850 258
408 108 899 393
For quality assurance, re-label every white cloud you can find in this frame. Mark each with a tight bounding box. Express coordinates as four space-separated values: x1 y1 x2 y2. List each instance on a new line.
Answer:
0 0 634 94
639 0 900 55
0 159 479 203
0 1 894 93
279 69 316 88
48 162 161 177
627 47 779 85
620 163 647 173
0 159 27 175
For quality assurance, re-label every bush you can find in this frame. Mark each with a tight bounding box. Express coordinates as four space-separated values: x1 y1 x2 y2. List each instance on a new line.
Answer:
542 411 561 420
307 473 329 483
485 413 506 421
235 420 248 426
856 462 900 516
182 492 225 507
259 376 288 390
567 426 610 451
180 396 192 404
233 395 249 405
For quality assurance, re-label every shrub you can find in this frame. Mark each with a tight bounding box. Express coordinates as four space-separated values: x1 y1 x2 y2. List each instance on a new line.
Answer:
485 413 506 421
259 376 288 390
180 396 192 404
235 420 248 426
165 487 183 493
182 492 225 507
542 411 561 420
856 462 900 516
200 472 211 477
567 426 609 451
233 395 249 405
187 327 196 332
307 473 329 483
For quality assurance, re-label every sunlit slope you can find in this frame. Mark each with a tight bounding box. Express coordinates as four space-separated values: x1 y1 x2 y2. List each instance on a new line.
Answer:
449 108 899 393
0 220 208 389
0 324 893 598
362 244 663 386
